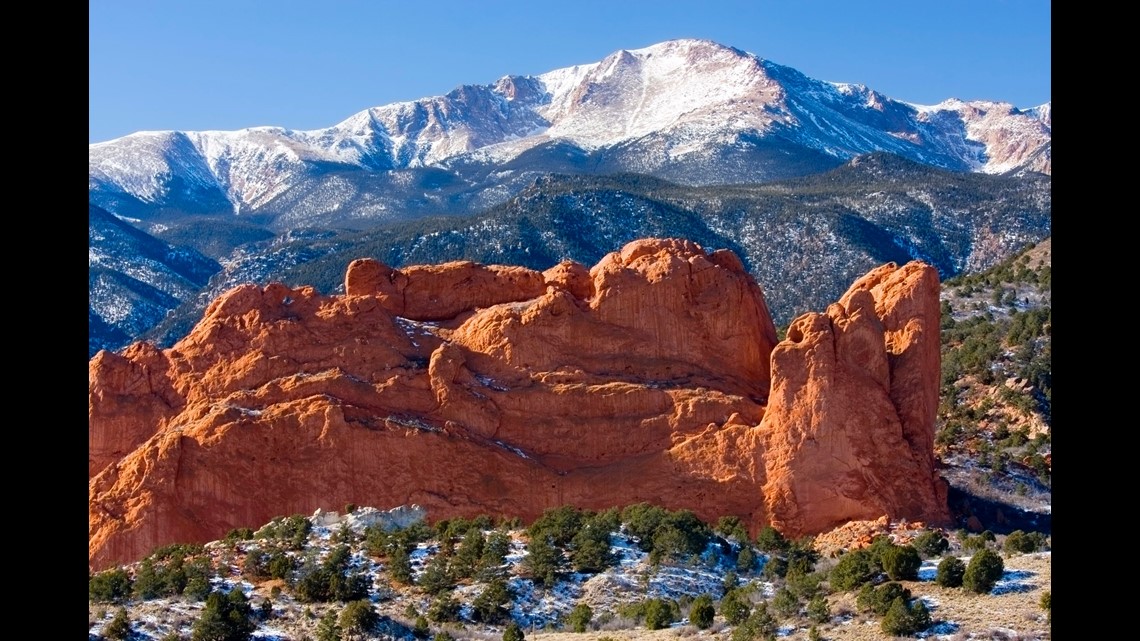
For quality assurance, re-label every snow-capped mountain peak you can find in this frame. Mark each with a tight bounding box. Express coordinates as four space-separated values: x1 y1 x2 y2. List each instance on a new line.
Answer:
89 38 1050 218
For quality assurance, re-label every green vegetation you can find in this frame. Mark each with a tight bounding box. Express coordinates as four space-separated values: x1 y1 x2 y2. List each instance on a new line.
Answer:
880 597 931 636
419 552 455 595
621 503 711 563
829 549 875 591
689 594 715 629
104 607 132 641
192 589 255 641
90 567 133 604
642 598 679 630
731 601 776 641
292 544 369 603
935 556 966 588
856 582 912 616
427 592 461 623
339 600 380 638
911 531 949 558
1003 530 1048 554
771 587 799 619
522 531 562 588
523 506 621 586
315 609 340 641
87 501 1049 639
806 594 829 624
567 603 593 632
715 516 749 542
754 526 790 554
938 241 1051 490
132 544 213 601
736 545 757 573
472 578 513 624
242 543 294 582
961 531 994 553
570 520 615 573
256 515 312 550
879 544 922 581
963 548 1005 594
387 545 414 585
720 586 753 625
503 621 525 641
413 615 430 638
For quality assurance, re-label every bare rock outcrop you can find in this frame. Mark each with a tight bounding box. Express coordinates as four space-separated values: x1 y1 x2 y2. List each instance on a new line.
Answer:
759 264 949 535
89 238 950 570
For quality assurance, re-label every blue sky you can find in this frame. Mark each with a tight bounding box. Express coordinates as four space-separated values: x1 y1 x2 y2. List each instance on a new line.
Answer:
89 0 1050 144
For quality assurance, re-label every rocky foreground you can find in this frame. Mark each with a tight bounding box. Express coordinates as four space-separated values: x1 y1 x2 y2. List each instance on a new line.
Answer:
90 238 950 570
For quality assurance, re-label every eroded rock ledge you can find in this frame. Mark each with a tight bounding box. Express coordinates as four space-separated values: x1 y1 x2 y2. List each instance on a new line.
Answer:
89 238 948 570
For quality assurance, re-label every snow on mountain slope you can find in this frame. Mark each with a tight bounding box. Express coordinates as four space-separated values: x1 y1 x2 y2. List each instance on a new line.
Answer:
88 204 220 356
89 39 1050 218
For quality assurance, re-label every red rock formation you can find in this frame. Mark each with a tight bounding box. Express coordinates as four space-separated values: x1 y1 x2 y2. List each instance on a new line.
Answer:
89 238 950 570
759 264 948 535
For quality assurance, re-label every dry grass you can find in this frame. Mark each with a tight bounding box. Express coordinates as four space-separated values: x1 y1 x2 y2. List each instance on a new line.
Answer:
525 552 1050 641
90 550 1050 641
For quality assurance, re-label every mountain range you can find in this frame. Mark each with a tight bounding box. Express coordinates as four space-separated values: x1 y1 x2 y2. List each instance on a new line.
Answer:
88 38 1051 356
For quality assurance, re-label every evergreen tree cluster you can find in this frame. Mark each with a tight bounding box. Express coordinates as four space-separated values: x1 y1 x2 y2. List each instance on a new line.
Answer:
938 240 1052 487
89 509 1047 640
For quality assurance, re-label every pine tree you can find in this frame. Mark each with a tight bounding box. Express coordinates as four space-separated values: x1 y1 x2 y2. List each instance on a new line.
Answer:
90 568 133 604
569 523 613 573
719 586 752 625
689 594 715 629
731 602 776 641
935 556 965 588
503 622 525 641
881 545 922 581
771 587 799 619
453 527 486 579
413 615 430 638
191 589 255 641
736 546 756 573
963 549 1004 594
315 609 340 641
806 594 830 624
879 596 930 636
755 526 789 553
829 549 875 591
388 545 413 585
880 597 914 636
427 592 461 623
338 600 380 640
523 534 562 588
568 603 592 632
643 598 676 630
104 607 132 641
472 578 513 624
912 531 949 558
418 554 453 595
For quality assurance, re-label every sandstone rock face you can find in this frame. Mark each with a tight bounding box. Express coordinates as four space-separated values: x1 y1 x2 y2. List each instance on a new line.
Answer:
89 239 950 570
759 263 949 535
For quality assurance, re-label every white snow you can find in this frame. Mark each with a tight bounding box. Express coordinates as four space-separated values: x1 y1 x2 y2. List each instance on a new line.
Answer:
90 38 1049 218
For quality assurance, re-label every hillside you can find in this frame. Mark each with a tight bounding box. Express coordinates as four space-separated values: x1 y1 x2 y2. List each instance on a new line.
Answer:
936 238 1051 530
88 505 1052 641
138 154 1050 351
88 204 221 357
